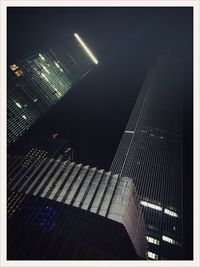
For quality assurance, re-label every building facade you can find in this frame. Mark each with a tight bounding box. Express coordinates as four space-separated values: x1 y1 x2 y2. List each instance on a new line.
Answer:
7 157 147 259
7 33 98 144
110 56 183 260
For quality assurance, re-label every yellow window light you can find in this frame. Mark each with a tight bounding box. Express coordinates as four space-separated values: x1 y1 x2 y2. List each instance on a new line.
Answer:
15 70 24 77
10 64 19 71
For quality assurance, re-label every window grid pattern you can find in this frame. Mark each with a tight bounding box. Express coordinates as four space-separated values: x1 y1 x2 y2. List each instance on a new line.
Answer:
110 57 183 260
8 36 94 144
8 158 147 259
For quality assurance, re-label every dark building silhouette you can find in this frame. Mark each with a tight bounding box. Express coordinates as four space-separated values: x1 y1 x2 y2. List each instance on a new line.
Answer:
7 135 73 187
7 157 147 259
110 56 183 260
7 33 98 144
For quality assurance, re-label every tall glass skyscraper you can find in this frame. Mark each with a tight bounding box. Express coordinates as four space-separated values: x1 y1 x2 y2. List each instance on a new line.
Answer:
110 56 183 260
7 33 98 144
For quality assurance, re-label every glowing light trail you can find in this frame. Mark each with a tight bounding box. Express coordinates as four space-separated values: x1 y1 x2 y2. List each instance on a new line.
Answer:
74 33 98 65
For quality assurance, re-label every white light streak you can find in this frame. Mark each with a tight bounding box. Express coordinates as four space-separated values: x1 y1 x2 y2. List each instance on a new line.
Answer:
54 62 64 72
54 62 60 68
162 235 176 244
39 53 45 61
41 64 50 74
74 33 98 65
15 102 22 109
140 200 162 211
56 91 61 97
53 86 62 97
147 251 158 260
164 208 178 217
146 236 159 245
125 130 135 134
22 115 27 120
41 73 49 82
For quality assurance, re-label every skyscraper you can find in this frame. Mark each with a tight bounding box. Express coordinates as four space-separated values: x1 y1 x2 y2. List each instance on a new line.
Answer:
7 135 73 187
110 56 183 260
7 33 98 144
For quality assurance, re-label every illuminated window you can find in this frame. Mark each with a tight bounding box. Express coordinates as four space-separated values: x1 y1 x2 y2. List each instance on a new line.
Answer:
164 208 178 217
15 102 22 109
140 200 162 211
41 64 50 74
33 98 38 103
41 73 49 82
147 251 158 260
162 235 176 244
54 61 63 72
10 64 19 71
22 115 27 120
54 61 60 68
15 70 24 77
146 236 159 245
39 53 45 61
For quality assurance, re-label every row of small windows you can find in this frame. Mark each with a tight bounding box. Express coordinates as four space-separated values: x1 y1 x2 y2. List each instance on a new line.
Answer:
140 200 162 211
10 52 73 112
147 251 158 260
146 235 177 246
162 235 176 244
146 236 159 245
164 208 178 218
140 200 179 217
39 53 45 61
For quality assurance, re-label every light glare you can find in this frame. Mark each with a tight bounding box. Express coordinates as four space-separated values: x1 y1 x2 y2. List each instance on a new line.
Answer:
140 200 162 211
162 235 176 244
15 102 22 109
164 208 178 217
74 33 98 65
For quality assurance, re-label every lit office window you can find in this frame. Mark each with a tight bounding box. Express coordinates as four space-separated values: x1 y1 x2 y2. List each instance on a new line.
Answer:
54 61 63 72
39 53 45 61
41 64 50 74
15 70 24 77
147 251 158 260
22 115 27 120
15 102 22 109
10 64 19 71
162 235 176 244
54 62 60 68
164 208 178 217
140 200 162 211
41 73 49 82
146 236 159 245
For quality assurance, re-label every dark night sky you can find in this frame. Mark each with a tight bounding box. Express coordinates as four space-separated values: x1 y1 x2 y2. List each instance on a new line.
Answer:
7 7 193 258
7 7 193 168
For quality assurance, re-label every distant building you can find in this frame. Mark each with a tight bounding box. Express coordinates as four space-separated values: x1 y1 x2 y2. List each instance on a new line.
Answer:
7 33 98 144
7 134 73 187
110 56 183 260
7 159 147 259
